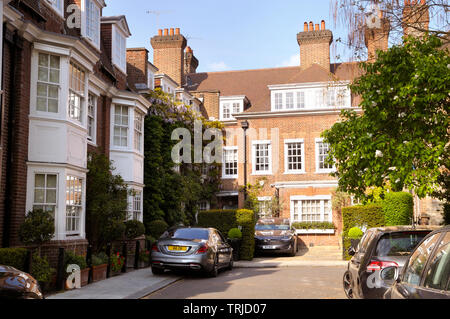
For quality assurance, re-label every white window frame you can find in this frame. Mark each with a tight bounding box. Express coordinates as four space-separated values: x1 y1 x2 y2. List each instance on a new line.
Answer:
45 0 64 17
112 25 127 73
257 196 272 218
252 140 272 175
113 105 129 148
296 91 305 108
134 111 144 152
87 93 97 144
36 52 61 114
82 0 101 49
285 92 294 109
284 139 305 174
222 146 238 179
315 138 335 173
290 195 333 224
128 190 142 222
65 175 83 236
219 97 244 121
32 173 58 219
199 201 210 212
68 62 87 124
274 92 283 110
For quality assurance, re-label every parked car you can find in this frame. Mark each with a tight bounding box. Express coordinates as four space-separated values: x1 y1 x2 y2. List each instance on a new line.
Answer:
151 227 233 277
383 225 450 299
254 218 298 257
0 265 44 299
343 225 439 299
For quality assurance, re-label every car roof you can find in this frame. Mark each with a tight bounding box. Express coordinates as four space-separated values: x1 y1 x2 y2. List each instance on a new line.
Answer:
369 225 442 233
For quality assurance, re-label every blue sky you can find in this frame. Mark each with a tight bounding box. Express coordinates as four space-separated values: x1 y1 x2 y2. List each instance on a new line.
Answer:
103 0 353 73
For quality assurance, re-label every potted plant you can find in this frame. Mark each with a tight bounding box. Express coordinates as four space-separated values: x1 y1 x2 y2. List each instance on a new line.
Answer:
64 251 89 288
110 252 125 276
138 250 150 268
91 252 108 282
227 228 242 261
348 227 364 249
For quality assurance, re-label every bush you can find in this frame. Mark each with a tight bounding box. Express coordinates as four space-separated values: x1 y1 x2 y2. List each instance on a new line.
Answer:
124 220 146 239
64 251 87 270
292 222 336 230
19 209 55 249
31 254 54 284
0 248 28 271
147 220 169 239
227 228 242 239
348 227 364 239
382 192 414 226
92 252 108 266
197 209 256 260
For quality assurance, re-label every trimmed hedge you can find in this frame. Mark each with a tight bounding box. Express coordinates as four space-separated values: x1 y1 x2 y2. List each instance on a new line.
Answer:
147 219 169 239
342 204 384 260
197 209 256 260
0 248 28 271
382 192 413 226
292 222 335 230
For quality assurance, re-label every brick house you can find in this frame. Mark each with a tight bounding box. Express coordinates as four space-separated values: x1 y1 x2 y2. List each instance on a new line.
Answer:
0 0 150 264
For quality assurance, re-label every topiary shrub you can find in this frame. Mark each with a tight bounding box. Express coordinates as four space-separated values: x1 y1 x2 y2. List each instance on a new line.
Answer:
236 209 256 261
382 192 414 226
147 219 169 239
64 251 87 271
0 248 28 271
227 228 242 239
124 220 146 239
348 227 364 239
19 209 55 255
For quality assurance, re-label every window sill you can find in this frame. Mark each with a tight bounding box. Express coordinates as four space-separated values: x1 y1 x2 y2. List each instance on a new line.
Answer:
315 170 336 174
284 171 306 175
251 172 273 176
87 140 97 147
222 176 238 180
295 229 335 235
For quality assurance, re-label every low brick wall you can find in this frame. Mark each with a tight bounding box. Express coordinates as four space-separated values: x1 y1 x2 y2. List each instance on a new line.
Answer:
39 239 89 268
297 234 341 249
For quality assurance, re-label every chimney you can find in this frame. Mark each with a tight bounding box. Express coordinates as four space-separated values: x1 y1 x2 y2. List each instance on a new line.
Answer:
402 0 429 38
184 46 199 74
151 27 187 87
297 20 333 70
126 48 149 89
364 8 391 62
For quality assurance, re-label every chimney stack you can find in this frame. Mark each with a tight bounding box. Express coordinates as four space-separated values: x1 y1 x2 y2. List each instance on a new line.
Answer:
151 27 187 86
364 8 391 62
184 46 199 74
402 0 429 38
297 20 333 70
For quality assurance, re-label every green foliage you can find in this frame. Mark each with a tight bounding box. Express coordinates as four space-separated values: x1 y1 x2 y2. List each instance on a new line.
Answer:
124 220 146 239
322 36 450 200
92 252 108 266
382 192 413 226
0 248 28 270
197 209 256 260
86 153 128 253
31 254 54 284
348 227 364 239
342 204 385 259
147 219 169 239
292 222 336 230
443 203 450 225
227 228 242 239
64 251 87 270
19 209 55 248
110 252 125 272
143 89 222 228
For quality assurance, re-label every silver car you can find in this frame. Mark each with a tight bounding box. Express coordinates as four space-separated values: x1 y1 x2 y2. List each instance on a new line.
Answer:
151 227 234 277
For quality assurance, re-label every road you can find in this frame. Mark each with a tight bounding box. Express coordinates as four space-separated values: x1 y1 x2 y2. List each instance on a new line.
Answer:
143 266 347 299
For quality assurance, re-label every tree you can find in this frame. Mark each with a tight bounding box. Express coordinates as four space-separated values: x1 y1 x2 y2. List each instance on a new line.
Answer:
85 153 129 253
322 35 449 201
330 0 449 60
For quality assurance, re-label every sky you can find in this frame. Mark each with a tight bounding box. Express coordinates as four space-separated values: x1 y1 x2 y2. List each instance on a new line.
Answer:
103 0 354 73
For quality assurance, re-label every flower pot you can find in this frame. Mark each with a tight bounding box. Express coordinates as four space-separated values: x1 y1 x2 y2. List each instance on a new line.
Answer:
92 264 107 282
126 255 135 268
80 268 89 287
228 238 241 261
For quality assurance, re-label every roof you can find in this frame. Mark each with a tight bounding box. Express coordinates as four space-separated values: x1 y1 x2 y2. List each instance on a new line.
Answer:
185 63 362 113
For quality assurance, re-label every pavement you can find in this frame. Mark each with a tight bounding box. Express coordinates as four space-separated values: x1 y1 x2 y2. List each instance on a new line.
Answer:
47 246 346 299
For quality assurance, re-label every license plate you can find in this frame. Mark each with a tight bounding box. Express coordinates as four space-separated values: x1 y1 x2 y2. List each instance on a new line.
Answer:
262 245 277 249
168 245 188 252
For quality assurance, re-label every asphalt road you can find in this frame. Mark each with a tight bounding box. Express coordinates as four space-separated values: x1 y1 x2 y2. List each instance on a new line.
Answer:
143 266 347 299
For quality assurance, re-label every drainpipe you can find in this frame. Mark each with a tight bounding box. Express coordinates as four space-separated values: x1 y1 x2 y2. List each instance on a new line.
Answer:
241 120 249 202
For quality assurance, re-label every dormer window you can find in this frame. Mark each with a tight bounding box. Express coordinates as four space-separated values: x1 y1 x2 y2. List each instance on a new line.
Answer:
46 0 64 16
85 0 101 48
113 26 127 73
219 96 246 121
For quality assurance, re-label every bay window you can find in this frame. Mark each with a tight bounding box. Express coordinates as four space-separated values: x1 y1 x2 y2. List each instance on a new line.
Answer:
134 111 143 152
68 63 86 122
85 0 101 47
113 26 127 72
87 94 97 142
291 197 332 223
113 105 129 147
33 173 57 217
46 0 63 16
66 176 83 235
37 53 60 113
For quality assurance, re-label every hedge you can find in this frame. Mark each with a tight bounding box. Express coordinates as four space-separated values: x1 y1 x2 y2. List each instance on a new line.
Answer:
197 209 256 260
342 204 384 260
292 222 335 230
0 248 28 271
382 192 413 226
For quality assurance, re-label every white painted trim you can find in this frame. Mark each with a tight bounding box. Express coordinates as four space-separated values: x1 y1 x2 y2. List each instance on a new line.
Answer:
290 195 333 225
251 140 272 176
295 229 335 235
315 138 336 174
273 181 338 189
284 139 305 175
234 108 361 119
222 146 238 179
257 196 272 201
268 81 351 90
216 191 239 197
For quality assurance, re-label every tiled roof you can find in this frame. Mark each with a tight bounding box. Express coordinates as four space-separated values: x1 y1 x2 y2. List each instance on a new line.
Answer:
185 63 362 113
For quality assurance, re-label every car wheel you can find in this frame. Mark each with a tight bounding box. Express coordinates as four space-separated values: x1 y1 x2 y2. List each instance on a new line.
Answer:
151 267 164 275
208 255 219 278
343 271 354 299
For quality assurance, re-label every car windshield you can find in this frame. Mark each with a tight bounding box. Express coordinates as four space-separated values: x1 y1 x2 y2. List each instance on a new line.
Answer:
161 228 209 240
255 224 290 231
375 231 430 257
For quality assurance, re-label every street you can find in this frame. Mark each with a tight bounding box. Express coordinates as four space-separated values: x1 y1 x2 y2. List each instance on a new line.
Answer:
143 266 347 299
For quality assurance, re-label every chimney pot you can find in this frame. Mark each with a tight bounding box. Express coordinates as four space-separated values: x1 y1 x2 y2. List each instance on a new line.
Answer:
321 20 325 30
304 22 308 32
170 28 174 36
186 46 193 53
420 0 426 4
163 28 169 36
158 29 162 36
315 24 319 31
412 0 417 4
175 28 180 35
309 21 313 31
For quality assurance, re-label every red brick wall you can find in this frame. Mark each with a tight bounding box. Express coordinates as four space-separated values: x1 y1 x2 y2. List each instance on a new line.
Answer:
126 48 148 89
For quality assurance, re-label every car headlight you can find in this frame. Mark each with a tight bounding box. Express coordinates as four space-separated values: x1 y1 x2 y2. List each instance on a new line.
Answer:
281 236 292 241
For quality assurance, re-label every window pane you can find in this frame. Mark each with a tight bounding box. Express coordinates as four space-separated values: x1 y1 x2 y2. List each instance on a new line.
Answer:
35 174 45 187
423 233 450 290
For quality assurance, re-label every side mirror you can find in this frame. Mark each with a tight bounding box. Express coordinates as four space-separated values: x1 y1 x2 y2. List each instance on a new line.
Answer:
348 246 356 256
380 266 399 282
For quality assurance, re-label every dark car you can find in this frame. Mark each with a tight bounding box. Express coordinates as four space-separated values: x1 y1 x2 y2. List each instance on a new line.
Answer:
343 225 439 299
0 265 44 299
254 218 298 256
383 225 450 299
151 227 233 277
